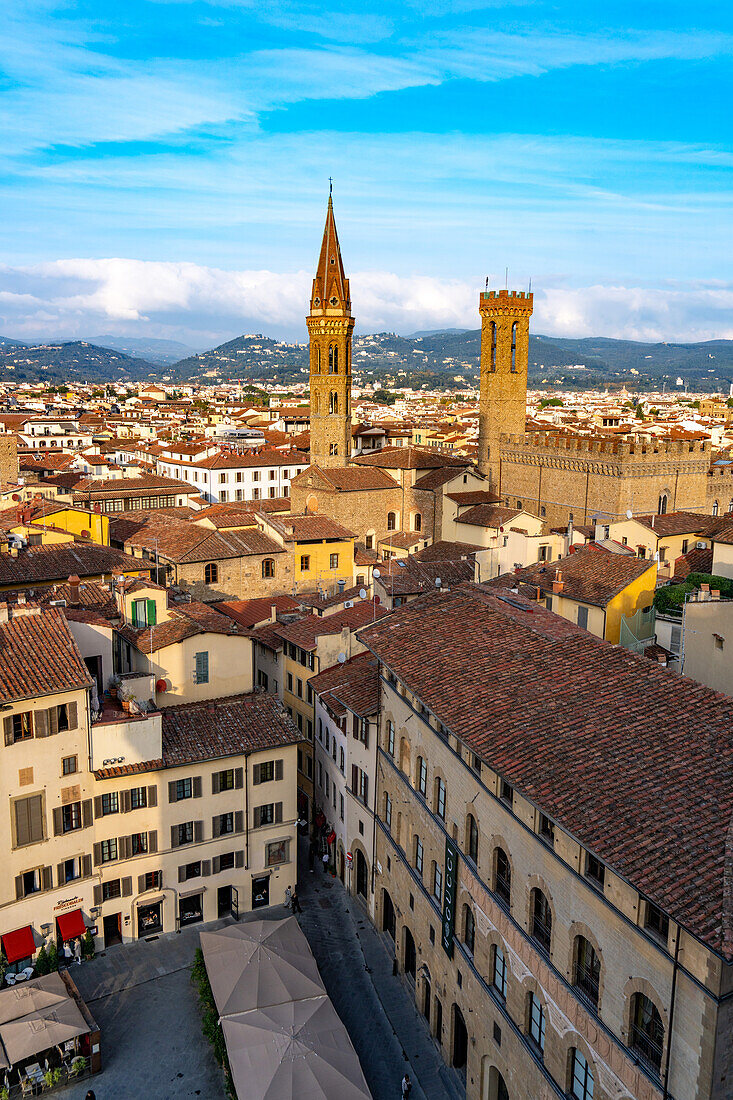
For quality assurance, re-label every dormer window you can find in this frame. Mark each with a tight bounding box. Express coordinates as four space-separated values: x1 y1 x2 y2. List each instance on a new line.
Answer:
131 597 156 628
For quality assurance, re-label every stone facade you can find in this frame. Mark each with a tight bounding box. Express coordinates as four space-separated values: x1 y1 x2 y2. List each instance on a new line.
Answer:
165 552 293 603
290 470 402 545
307 195 354 469
0 433 18 484
499 433 711 529
478 290 533 494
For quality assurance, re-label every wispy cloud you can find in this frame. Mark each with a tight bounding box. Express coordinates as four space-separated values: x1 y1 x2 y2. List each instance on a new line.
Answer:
1 258 730 347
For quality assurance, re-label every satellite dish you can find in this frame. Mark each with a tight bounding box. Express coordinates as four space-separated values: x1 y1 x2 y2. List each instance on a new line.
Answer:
337 653 346 664
373 567 381 579
626 509 633 519
358 588 367 600
435 577 442 587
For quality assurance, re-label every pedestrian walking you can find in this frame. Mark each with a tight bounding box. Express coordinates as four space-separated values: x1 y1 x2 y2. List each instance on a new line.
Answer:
322 851 329 872
291 891 302 914
401 1073 412 1098
73 939 82 966
85 1091 96 1100
308 841 315 872
284 885 292 910
62 942 73 968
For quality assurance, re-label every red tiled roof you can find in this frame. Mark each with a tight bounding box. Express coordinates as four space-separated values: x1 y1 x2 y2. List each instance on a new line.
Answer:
673 546 714 580
161 691 303 765
292 466 398 492
309 651 380 717
0 607 92 703
447 491 502 506
264 513 356 542
360 584 733 957
216 595 301 629
633 512 717 538
518 546 656 607
0 543 148 587
456 504 522 528
274 599 388 650
353 446 468 471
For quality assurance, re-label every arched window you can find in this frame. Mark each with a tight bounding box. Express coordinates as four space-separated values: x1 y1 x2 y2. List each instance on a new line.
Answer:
383 792 392 829
413 835 424 876
490 322 497 371
413 513 422 532
570 1049 594 1100
728 499 733 514
316 346 321 372
527 992 545 1052
494 847 511 906
339 746 344 773
333 345 338 373
262 559 275 579
630 992 664 1072
328 345 334 373
329 391 338 415
434 777 446 821
312 393 319 415
658 493 668 515
386 720 395 757
466 814 479 864
530 888 552 954
573 936 601 1008
713 500 719 516
399 736 410 774
204 562 218 584
490 943 507 999
510 321 517 372
387 512 396 531
462 905 475 955
416 755 427 797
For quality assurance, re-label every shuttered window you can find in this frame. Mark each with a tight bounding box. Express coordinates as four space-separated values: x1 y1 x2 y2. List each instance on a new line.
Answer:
194 652 209 684
14 795 44 847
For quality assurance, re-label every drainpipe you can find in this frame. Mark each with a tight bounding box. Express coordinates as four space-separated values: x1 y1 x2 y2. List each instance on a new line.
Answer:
244 754 250 872
662 928 681 1100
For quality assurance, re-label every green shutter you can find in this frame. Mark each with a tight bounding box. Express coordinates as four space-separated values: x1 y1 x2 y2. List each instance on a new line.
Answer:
147 599 157 625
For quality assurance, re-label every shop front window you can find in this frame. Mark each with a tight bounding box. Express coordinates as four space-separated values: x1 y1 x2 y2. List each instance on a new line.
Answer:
179 893 203 926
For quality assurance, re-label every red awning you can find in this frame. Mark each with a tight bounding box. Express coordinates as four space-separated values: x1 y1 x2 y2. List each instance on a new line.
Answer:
56 909 86 943
2 925 35 964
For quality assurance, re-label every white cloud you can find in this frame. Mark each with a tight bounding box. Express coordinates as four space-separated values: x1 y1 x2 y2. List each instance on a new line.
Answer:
0 259 731 348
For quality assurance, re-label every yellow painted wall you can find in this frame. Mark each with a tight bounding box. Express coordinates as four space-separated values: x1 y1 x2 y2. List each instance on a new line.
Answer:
33 509 109 546
604 562 657 642
293 538 355 591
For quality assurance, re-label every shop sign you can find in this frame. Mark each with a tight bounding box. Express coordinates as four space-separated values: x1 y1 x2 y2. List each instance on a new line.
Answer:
441 836 458 959
53 896 83 912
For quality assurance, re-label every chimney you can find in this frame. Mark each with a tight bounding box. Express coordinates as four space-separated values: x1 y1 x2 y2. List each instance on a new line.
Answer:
712 589 721 599
337 579 346 596
0 603 8 624
270 603 277 624
552 568 564 594
68 574 80 604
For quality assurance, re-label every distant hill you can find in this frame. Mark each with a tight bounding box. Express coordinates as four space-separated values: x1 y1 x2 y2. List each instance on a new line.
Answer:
0 340 158 383
92 335 199 366
173 334 309 383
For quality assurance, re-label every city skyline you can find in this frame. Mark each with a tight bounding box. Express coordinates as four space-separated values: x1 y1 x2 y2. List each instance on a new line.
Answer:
0 0 731 346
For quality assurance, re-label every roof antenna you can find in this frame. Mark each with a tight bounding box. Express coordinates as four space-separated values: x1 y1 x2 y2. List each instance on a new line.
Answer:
528 276 532 295
485 276 489 290
505 267 508 290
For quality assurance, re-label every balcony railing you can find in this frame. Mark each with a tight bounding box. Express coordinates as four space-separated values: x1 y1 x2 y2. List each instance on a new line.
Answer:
630 1024 664 1074
573 961 600 1008
530 915 552 954
494 873 511 907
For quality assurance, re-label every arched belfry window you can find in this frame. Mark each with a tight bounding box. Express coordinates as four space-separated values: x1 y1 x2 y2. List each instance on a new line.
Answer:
658 494 668 515
510 321 517 373
316 346 321 373
328 345 339 373
330 391 339 415
313 393 319 415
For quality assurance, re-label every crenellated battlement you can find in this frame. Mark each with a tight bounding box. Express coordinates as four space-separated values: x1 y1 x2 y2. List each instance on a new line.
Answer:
500 431 710 460
479 289 534 315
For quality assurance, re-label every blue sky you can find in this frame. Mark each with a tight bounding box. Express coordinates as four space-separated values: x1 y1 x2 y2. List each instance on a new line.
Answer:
0 0 731 347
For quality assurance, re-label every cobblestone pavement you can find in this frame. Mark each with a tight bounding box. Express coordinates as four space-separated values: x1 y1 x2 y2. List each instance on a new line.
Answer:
296 857 465 1100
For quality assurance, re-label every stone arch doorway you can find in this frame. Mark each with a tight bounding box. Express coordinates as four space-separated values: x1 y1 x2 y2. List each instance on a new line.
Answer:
382 889 396 940
452 1003 468 1070
484 1064 509 1100
355 849 368 898
403 927 416 979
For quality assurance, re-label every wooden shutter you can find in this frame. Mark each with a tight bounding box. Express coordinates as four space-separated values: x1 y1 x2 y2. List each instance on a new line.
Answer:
82 800 92 828
4 716 13 746
212 816 221 839
212 856 220 874
178 866 186 883
50 707 60 736
67 701 78 730
252 764 261 785
353 714 359 739
29 795 44 843
147 785 157 807
170 826 179 848
275 759 283 781
234 810 243 834
362 774 369 804
93 843 102 866
15 875 23 900
138 874 146 894
36 709 50 738
148 830 157 854
57 862 66 887
168 781 177 803
194 820 204 843
147 599 157 625
192 776 202 798
211 772 220 795
235 850 244 869
274 802 282 824
93 884 102 906
351 765 359 795
14 800 29 848
53 807 63 836
234 768 243 789
42 866 53 891
94 796 103 818
121 790 131 813
121 877 132 897
82 855 92 879
119 836 131 860
201 860 211 877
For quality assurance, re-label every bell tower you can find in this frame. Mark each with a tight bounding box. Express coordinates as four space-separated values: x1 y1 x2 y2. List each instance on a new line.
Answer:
307 192 354 468
477 288 533 494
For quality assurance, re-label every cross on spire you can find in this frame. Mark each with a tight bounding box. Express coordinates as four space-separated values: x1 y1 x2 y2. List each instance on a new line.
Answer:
329 176 333 195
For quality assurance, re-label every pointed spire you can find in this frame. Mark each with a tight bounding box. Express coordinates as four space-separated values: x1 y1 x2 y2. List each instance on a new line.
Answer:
310 191 350 316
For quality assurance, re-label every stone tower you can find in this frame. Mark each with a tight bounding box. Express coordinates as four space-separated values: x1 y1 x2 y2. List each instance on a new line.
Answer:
477 288 533 494
307 194 354 468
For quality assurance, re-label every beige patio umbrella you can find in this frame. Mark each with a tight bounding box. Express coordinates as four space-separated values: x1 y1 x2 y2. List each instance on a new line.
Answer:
222 995 372 1100
0 973 69 1026
200 918 325 1017
0 999 88 1065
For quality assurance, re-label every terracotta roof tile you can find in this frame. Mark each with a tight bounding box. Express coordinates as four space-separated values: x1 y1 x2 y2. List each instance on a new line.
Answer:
0 607 92 703
353 446 469 471
309 651 380 717
161 691 303 765
518 546 656 607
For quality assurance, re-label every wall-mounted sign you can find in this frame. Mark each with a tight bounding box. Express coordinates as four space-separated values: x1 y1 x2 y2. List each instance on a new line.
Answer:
441 836 458 958
53 896 83 912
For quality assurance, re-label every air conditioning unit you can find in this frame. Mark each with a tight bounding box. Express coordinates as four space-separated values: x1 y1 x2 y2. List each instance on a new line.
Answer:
696 541 706 549
343 600 353 608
